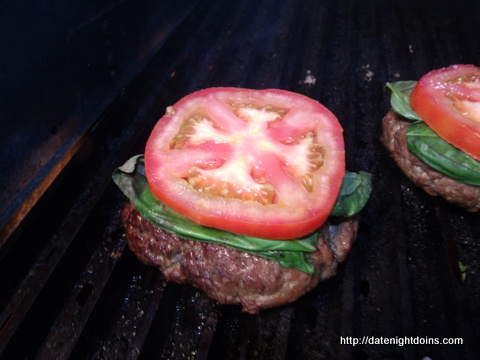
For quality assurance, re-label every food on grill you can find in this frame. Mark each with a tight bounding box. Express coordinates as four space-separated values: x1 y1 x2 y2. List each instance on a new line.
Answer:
122 203 359 313
113 88 371 312
381 110 480 211
144 88 348 240
381 65 480 211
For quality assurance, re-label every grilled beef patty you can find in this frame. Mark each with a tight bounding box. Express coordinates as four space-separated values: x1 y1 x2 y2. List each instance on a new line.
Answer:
122 203 359 313
381 109 480 212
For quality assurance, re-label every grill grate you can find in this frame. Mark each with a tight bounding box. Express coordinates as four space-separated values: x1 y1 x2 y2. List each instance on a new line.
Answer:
1 0 480 359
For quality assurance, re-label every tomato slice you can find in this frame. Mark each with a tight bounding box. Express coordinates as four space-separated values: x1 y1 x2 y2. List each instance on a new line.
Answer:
410 64 480 161
144 88 345 240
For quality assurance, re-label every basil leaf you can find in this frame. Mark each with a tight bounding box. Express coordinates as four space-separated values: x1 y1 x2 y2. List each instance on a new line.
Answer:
264 251 314 274
407 122 480 185
330 171 373 217
113 155 317 274
385 81 422 121
136 187 318 253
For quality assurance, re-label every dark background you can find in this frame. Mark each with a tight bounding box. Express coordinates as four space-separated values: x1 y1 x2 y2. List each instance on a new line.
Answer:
1 0 480 359
0 0 197 234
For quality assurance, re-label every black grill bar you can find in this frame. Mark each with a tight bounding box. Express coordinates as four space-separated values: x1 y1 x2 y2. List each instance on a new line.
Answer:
1 0 480 359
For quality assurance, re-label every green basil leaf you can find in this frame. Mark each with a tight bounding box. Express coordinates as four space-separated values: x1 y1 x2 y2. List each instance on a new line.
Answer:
330 171 373 217
385 81 422 121
263 251 314 274
136 187 318 253
113 155 317 274
407 122 480 186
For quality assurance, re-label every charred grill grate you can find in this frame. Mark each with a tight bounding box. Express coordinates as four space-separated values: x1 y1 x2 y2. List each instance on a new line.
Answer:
1 0 480 359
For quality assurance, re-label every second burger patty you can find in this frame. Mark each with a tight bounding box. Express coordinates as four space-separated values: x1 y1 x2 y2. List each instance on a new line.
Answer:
381 109 480 212
122 203 359 313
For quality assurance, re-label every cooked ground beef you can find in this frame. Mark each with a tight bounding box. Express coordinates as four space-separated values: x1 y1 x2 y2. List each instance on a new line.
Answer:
381 109 480 212
121 203 359 313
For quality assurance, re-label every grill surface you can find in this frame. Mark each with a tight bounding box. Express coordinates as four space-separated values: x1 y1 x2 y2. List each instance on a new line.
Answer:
1 0 480 359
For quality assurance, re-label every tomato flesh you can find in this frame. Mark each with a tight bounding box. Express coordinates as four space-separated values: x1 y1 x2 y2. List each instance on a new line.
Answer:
144 88 345 240
410 64 480 161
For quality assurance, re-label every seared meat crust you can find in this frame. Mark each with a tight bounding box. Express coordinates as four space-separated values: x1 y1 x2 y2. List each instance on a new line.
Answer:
122 203 359 313
381 109 480 211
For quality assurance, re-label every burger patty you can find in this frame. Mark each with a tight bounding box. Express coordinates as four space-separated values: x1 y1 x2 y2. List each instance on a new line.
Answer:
381 109 480 212
121 203 359 313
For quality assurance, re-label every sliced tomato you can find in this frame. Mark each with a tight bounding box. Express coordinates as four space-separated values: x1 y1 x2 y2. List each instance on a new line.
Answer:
410 64 480 161
144 88 345 240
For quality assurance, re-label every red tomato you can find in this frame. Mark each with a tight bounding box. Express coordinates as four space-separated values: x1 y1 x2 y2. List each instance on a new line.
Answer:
410 64 480 161
144 88 345 240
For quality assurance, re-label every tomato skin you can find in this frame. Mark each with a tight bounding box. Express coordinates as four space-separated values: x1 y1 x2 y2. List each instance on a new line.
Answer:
410 64 480 161
144 88 345 240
